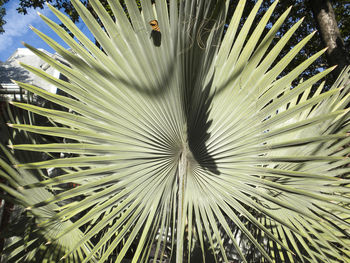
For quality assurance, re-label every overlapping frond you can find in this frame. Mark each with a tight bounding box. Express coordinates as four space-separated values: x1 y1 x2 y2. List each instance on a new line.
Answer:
1 0 350 262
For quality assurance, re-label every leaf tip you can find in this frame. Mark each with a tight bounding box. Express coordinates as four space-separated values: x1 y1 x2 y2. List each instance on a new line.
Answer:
7 123 13 127
25 206 32 211
331 65 338 71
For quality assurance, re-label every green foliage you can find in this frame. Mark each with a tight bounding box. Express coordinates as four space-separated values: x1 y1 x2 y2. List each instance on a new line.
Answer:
0 0 9 33
2 0 350 83
334 1 350 44
228 0 350 88
1 0 350 262
16 0 80 22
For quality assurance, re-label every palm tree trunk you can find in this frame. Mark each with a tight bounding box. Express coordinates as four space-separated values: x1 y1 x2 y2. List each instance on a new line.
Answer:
308 0 349 79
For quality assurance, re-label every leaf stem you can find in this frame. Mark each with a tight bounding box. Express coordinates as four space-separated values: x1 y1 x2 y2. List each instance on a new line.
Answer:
176 148 187 263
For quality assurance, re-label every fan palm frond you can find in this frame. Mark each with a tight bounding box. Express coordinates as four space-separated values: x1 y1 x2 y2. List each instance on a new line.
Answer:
1 0 350 262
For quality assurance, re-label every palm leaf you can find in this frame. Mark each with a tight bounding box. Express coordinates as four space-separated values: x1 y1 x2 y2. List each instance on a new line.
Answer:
0 105 94 262
1 0 350 262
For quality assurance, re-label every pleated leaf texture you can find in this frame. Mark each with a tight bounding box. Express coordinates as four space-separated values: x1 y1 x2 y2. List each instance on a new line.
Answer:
1 0 350 262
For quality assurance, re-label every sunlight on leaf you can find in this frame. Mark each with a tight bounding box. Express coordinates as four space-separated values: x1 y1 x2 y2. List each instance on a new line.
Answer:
1 0 350 262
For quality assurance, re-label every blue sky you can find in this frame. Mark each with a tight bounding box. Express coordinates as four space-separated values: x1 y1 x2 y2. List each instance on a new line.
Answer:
0 1 92 62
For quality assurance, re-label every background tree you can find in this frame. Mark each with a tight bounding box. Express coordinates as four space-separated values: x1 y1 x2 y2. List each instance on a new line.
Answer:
308 0 350 81
1 1 349 84
0 0 9 33
228 0 350 88
16 0 81 23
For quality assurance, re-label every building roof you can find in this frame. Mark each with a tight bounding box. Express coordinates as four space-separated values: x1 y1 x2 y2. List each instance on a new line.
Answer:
0 48 61 100
0 48 54 84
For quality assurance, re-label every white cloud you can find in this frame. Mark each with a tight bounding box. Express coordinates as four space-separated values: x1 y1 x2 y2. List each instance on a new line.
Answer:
0 2 51 54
